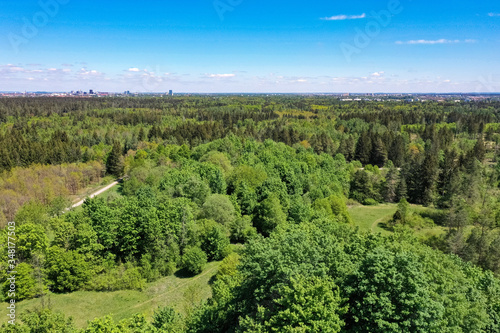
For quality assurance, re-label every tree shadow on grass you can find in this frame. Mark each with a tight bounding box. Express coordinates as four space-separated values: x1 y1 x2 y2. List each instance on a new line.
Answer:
174 268 196 279
377 222 393 232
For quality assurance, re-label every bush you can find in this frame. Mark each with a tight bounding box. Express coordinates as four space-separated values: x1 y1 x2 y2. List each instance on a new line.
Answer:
406 214 435 229
183 247 207 275
87 263 146 291
216 253 241 280
364 198 379 206
346 198 362 206
152 307 184 332
2 263 41 301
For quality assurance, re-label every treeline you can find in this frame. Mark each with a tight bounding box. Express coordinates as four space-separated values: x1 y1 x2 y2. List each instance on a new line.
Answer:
2 97 500 174
339 107 497 134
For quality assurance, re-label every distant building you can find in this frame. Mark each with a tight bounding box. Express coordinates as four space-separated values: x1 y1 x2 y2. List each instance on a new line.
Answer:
89 89 94 95
168 90 173 96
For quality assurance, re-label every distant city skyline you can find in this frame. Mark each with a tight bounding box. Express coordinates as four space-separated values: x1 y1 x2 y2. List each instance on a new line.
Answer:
1 0 499 93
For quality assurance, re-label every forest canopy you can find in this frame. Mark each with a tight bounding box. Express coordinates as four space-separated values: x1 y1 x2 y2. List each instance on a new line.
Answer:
1 96 500 332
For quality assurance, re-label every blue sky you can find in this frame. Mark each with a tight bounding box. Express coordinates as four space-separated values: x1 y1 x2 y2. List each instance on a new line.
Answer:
0 0 499 93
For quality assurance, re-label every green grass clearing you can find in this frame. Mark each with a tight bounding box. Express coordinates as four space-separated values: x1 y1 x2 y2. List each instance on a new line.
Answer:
2 261 219 329
348 204 397 234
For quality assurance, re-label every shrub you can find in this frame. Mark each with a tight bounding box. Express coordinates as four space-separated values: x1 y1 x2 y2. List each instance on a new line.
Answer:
152 307 184 332
183 247 207 275
87 263 146 291
364 198 379 206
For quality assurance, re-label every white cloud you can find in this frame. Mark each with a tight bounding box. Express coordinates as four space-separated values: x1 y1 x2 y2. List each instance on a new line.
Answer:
128 68 140 72
207 73 236 78
395 39 476 45
371 71 385 77
321 13 366 21
488 13 500 17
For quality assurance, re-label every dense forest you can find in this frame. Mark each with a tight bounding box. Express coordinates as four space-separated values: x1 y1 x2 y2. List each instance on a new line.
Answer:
1 96 500 332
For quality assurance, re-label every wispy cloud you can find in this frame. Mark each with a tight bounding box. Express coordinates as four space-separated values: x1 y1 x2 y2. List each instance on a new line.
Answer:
395 39 477 45
207 73 236 78
488 13 500 17
128 68 140 72
321 13 366 21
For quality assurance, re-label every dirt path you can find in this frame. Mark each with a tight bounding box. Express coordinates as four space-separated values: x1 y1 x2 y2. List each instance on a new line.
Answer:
370 211 395 232
70 180 120 208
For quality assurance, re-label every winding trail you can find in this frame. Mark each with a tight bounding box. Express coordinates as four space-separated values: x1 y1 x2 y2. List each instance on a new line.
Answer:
70 180 120 209
370 215 391 233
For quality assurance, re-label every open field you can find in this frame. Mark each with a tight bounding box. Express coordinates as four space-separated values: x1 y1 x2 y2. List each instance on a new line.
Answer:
348 204 397 234
1 262 219 329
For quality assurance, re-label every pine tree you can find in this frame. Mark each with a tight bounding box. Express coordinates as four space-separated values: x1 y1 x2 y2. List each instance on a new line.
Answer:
473 136 486 162
138 127 145 141
106 141 124 177
384 162 400 202
389 135 405 167
419 152 439 206
396 176 408 201
371 135 388 167
355 132 372 165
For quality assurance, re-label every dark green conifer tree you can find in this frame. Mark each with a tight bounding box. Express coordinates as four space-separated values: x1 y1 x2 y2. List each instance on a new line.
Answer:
106 141 124 177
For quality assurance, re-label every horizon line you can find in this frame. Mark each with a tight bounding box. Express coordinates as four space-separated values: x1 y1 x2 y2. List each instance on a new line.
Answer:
1 91 500 95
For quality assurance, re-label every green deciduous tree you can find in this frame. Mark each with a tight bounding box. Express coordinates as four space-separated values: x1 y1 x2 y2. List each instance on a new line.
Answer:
239 275 347 333
198 219 231 261
16 223 48 261
183 246 208 275
253 193 287 236
44 246 92 292
201 194 237 226
345 247 442 333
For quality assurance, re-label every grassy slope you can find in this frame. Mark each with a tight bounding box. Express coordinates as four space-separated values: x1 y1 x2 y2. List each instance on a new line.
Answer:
349 204 449 239
2 262 219 329
348 204 398 234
